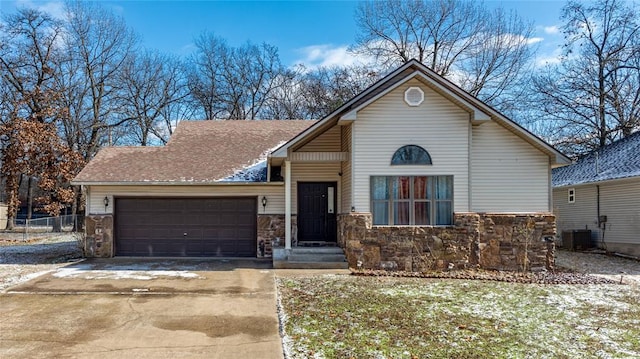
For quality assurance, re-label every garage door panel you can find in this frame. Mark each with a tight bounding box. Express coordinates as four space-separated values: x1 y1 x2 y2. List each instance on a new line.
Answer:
115 197 257 257
237 227 255 237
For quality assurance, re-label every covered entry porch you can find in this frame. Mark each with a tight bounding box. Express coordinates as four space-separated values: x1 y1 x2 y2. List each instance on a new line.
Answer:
268 141 350 268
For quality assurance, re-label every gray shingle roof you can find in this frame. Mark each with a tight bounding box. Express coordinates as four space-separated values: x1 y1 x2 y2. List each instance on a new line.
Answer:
73 120 315 184
552 131 640 187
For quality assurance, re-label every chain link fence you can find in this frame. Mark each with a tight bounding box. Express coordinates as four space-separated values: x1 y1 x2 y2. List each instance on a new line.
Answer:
8 215 82 242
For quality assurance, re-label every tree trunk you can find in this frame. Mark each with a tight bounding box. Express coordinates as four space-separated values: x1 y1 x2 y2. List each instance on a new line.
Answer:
52 216 62 232
6 214 15 231
4 175 20 231
71 187 84 232
26 176 33 220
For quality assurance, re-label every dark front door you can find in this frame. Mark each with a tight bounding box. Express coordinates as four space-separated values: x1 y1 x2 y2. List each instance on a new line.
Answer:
297 182 337 243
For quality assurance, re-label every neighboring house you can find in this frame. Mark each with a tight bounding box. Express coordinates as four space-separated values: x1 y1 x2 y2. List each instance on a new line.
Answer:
553 132 640 258
73 59 570 271
0 203 6 230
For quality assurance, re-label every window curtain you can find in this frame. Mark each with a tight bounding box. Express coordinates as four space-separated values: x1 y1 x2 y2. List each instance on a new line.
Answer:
392 177 410 225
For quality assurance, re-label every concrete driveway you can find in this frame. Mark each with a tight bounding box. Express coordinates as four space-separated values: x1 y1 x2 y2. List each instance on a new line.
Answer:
0 258 283 359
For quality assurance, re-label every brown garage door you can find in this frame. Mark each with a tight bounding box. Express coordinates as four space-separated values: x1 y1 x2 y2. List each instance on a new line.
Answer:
115 198 257 257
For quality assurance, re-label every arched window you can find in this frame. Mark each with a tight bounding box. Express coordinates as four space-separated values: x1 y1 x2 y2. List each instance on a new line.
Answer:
391 145 432 165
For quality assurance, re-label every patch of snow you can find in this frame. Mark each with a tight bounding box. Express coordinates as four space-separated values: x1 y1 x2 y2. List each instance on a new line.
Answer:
52 267 201 280
216 140 288 182
220 159 268 182
0 269 57 291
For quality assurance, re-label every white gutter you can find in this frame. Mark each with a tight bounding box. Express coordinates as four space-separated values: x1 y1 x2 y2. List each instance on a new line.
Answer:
71 181 286 186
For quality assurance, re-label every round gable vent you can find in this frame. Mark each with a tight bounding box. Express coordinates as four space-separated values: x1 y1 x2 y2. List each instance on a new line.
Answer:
404 86 424 107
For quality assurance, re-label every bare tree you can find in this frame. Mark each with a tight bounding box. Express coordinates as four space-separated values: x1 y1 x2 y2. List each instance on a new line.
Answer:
187 32 285 120
300 65 381 119
532 0 640 156
352 0 536 111
60 0 138 159
187 33 227 120
261 67 309 119
0 9 63 124
117 51 188 145
231 42 283 120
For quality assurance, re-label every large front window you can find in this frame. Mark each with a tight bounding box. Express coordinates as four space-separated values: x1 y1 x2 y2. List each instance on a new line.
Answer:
371 176 453 225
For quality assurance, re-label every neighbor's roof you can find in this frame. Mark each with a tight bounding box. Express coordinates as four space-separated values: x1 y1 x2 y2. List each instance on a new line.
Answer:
73 120 315 184
552 131 640 187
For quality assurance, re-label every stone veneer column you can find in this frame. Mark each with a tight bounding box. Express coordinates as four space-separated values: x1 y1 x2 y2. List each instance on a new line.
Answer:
258 214 297 257
257 214 285 258
477 213 556 271
84 215 113 258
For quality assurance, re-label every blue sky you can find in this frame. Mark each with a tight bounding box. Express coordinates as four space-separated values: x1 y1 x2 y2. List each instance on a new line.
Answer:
2 0 569 68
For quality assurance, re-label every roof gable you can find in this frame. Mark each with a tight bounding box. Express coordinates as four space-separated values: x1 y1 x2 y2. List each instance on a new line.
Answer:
73 120 315 184
272 59 570 166
552 131 640 187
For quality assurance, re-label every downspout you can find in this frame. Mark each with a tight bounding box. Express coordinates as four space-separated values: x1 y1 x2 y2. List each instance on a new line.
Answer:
84 185 89 215
596 184 606 250
285 160 292 250
595 152 606 250
596 185 600 227
468 120 473 212
548 163 552 212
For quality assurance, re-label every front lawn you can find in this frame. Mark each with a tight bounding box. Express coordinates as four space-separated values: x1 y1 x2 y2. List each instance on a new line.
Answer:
277 275 640 359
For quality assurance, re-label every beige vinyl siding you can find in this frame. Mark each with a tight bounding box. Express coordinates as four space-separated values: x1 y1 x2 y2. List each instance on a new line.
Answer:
471 121 550 212
599 179 640 245
290 162 342 214
297 126 341 152
553 185 600 239
341 124 353 214
87 185 285 215
352 78 470 213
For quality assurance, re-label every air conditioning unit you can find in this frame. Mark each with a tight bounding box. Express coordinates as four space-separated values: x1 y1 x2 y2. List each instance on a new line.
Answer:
562 230 592 251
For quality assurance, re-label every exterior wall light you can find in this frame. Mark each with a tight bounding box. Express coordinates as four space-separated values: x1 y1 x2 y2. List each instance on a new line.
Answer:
261 196 267 211
104 196 109 212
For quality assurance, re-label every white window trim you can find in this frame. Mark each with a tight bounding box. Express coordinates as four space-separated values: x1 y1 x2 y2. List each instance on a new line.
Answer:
568 188 575 204
371 175 453 226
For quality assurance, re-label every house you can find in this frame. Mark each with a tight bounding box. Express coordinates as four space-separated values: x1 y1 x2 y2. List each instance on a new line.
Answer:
553 132 640 258
73 59 570 271
0 203 6 230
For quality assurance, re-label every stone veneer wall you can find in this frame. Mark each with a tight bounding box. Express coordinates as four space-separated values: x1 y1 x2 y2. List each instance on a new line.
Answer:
338 212 556 272
84 215 113 258
257 215 297 257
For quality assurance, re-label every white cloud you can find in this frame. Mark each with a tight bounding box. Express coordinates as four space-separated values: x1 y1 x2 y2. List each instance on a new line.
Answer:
527 37 544 45
293 44 372 69
544 25 560 35
15 0 65 19
487 33 544 48
535 47 564 67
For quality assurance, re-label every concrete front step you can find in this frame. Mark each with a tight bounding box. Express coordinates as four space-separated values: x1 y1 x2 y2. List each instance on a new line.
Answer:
289 247 345 255
272 247 349 269
288 254 347 262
